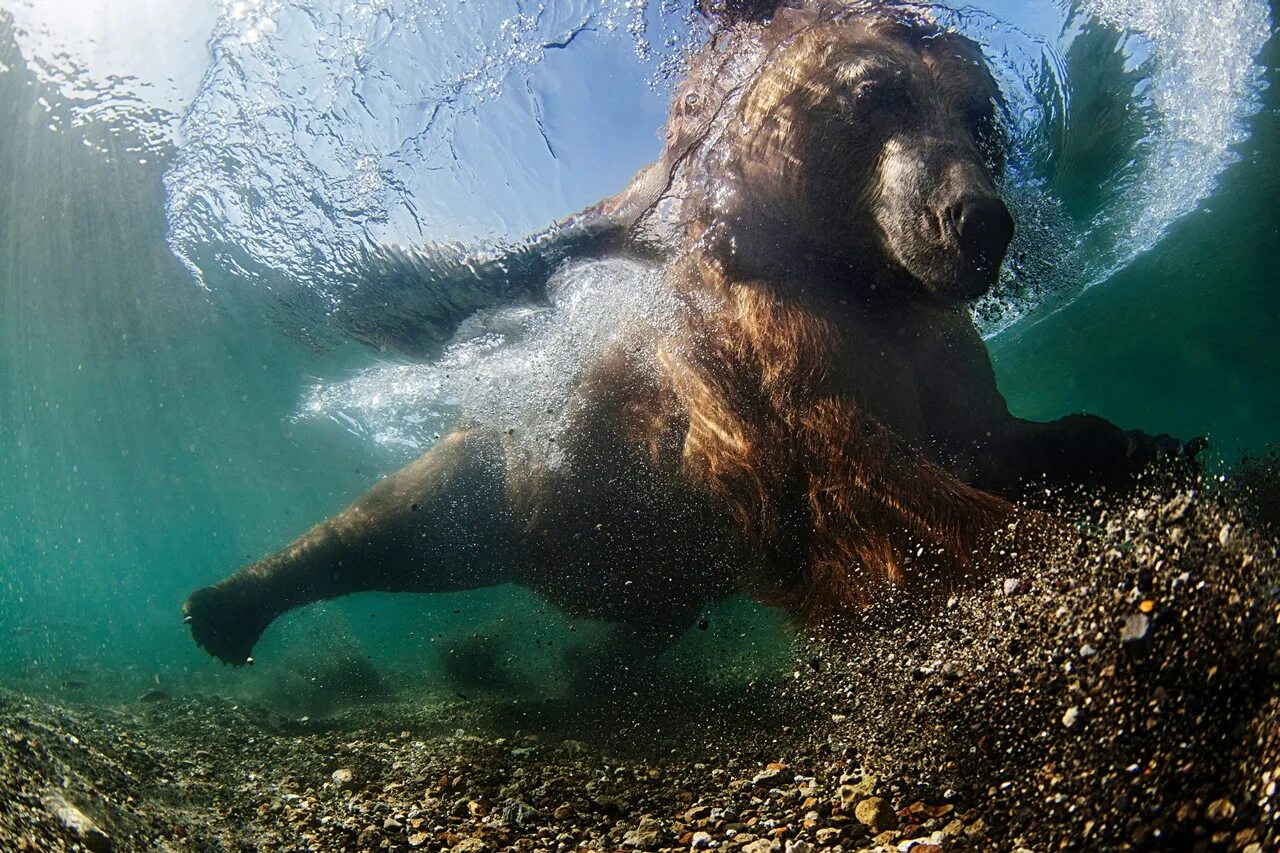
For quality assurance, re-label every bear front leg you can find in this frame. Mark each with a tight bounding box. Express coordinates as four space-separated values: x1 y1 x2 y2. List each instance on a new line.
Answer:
974 414 1204 496
183 429 520 665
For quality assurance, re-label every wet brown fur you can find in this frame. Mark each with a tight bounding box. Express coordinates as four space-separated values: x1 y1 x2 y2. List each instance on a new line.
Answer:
184 0 1186 665
655 250 1024 631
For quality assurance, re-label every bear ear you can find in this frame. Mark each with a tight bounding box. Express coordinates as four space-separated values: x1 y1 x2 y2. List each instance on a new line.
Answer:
697 0 784 25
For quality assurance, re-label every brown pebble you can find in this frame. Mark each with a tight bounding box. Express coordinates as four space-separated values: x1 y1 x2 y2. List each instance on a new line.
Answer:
815 827 842 845
685 805 712 823
451 839 489 853
854 797 898 833
1205 798 1235 821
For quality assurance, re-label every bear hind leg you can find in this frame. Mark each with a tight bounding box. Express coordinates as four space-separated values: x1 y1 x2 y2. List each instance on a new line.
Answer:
184 429 520 665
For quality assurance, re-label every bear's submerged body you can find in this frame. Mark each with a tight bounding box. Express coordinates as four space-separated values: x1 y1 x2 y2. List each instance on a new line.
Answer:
185 0 1195 666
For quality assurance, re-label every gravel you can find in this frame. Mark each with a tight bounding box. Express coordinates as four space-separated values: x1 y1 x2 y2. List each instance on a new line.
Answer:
0 468 1275 851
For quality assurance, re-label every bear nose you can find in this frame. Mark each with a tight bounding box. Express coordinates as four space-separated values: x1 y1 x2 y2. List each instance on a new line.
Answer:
946 196 1015 264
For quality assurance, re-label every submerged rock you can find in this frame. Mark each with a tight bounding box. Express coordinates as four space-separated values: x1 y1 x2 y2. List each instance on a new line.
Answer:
1120 612 1151 644
41 791 111 853
1001 577 1029 596
622 815 666 849
752 765 788 787
854 797 897 833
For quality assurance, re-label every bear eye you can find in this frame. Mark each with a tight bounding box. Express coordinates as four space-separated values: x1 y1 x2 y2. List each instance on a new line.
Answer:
851 75 908 113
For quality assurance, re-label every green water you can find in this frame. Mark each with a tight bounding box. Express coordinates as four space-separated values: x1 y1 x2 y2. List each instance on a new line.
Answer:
0 3 1276 708
0 18 511 692
991 20 1280 453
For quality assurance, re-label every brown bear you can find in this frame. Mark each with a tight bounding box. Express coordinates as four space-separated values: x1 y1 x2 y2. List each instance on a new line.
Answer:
184 0 1195 666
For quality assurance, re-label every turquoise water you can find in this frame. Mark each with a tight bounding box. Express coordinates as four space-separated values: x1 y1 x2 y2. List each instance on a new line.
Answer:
991 22 1280 454
0 0 1275 709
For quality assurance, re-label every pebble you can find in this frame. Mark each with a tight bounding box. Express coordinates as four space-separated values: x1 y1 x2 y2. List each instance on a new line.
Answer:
752 767 787 787
451 839 489 853
1206 798 1236 821
1161 492 1193 521
1062 706 1081 729
42 791 112 853
898 840 939 852
815 827 841 844
685 804 712 822
330 768 355 791
854 797 897 832
1120 613 1151 644
837 775 876 811
741 840 776 853
623 816 665 849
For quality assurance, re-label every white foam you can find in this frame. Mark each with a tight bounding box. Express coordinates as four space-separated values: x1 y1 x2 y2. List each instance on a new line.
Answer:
1080 0 1270 268
298 258 682 459
964 0 1271 336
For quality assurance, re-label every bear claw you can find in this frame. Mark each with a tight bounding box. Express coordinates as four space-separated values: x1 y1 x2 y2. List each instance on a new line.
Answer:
183 584 270 666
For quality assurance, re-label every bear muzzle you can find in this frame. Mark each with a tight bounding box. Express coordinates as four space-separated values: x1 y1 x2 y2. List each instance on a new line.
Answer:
874 138 1015 301
944 194 1015 300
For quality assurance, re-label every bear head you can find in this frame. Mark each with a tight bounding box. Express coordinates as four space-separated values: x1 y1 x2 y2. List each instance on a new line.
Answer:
678 1 1015 303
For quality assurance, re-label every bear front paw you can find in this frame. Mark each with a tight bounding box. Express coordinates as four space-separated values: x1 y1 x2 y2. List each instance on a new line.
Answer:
183 584 270 666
